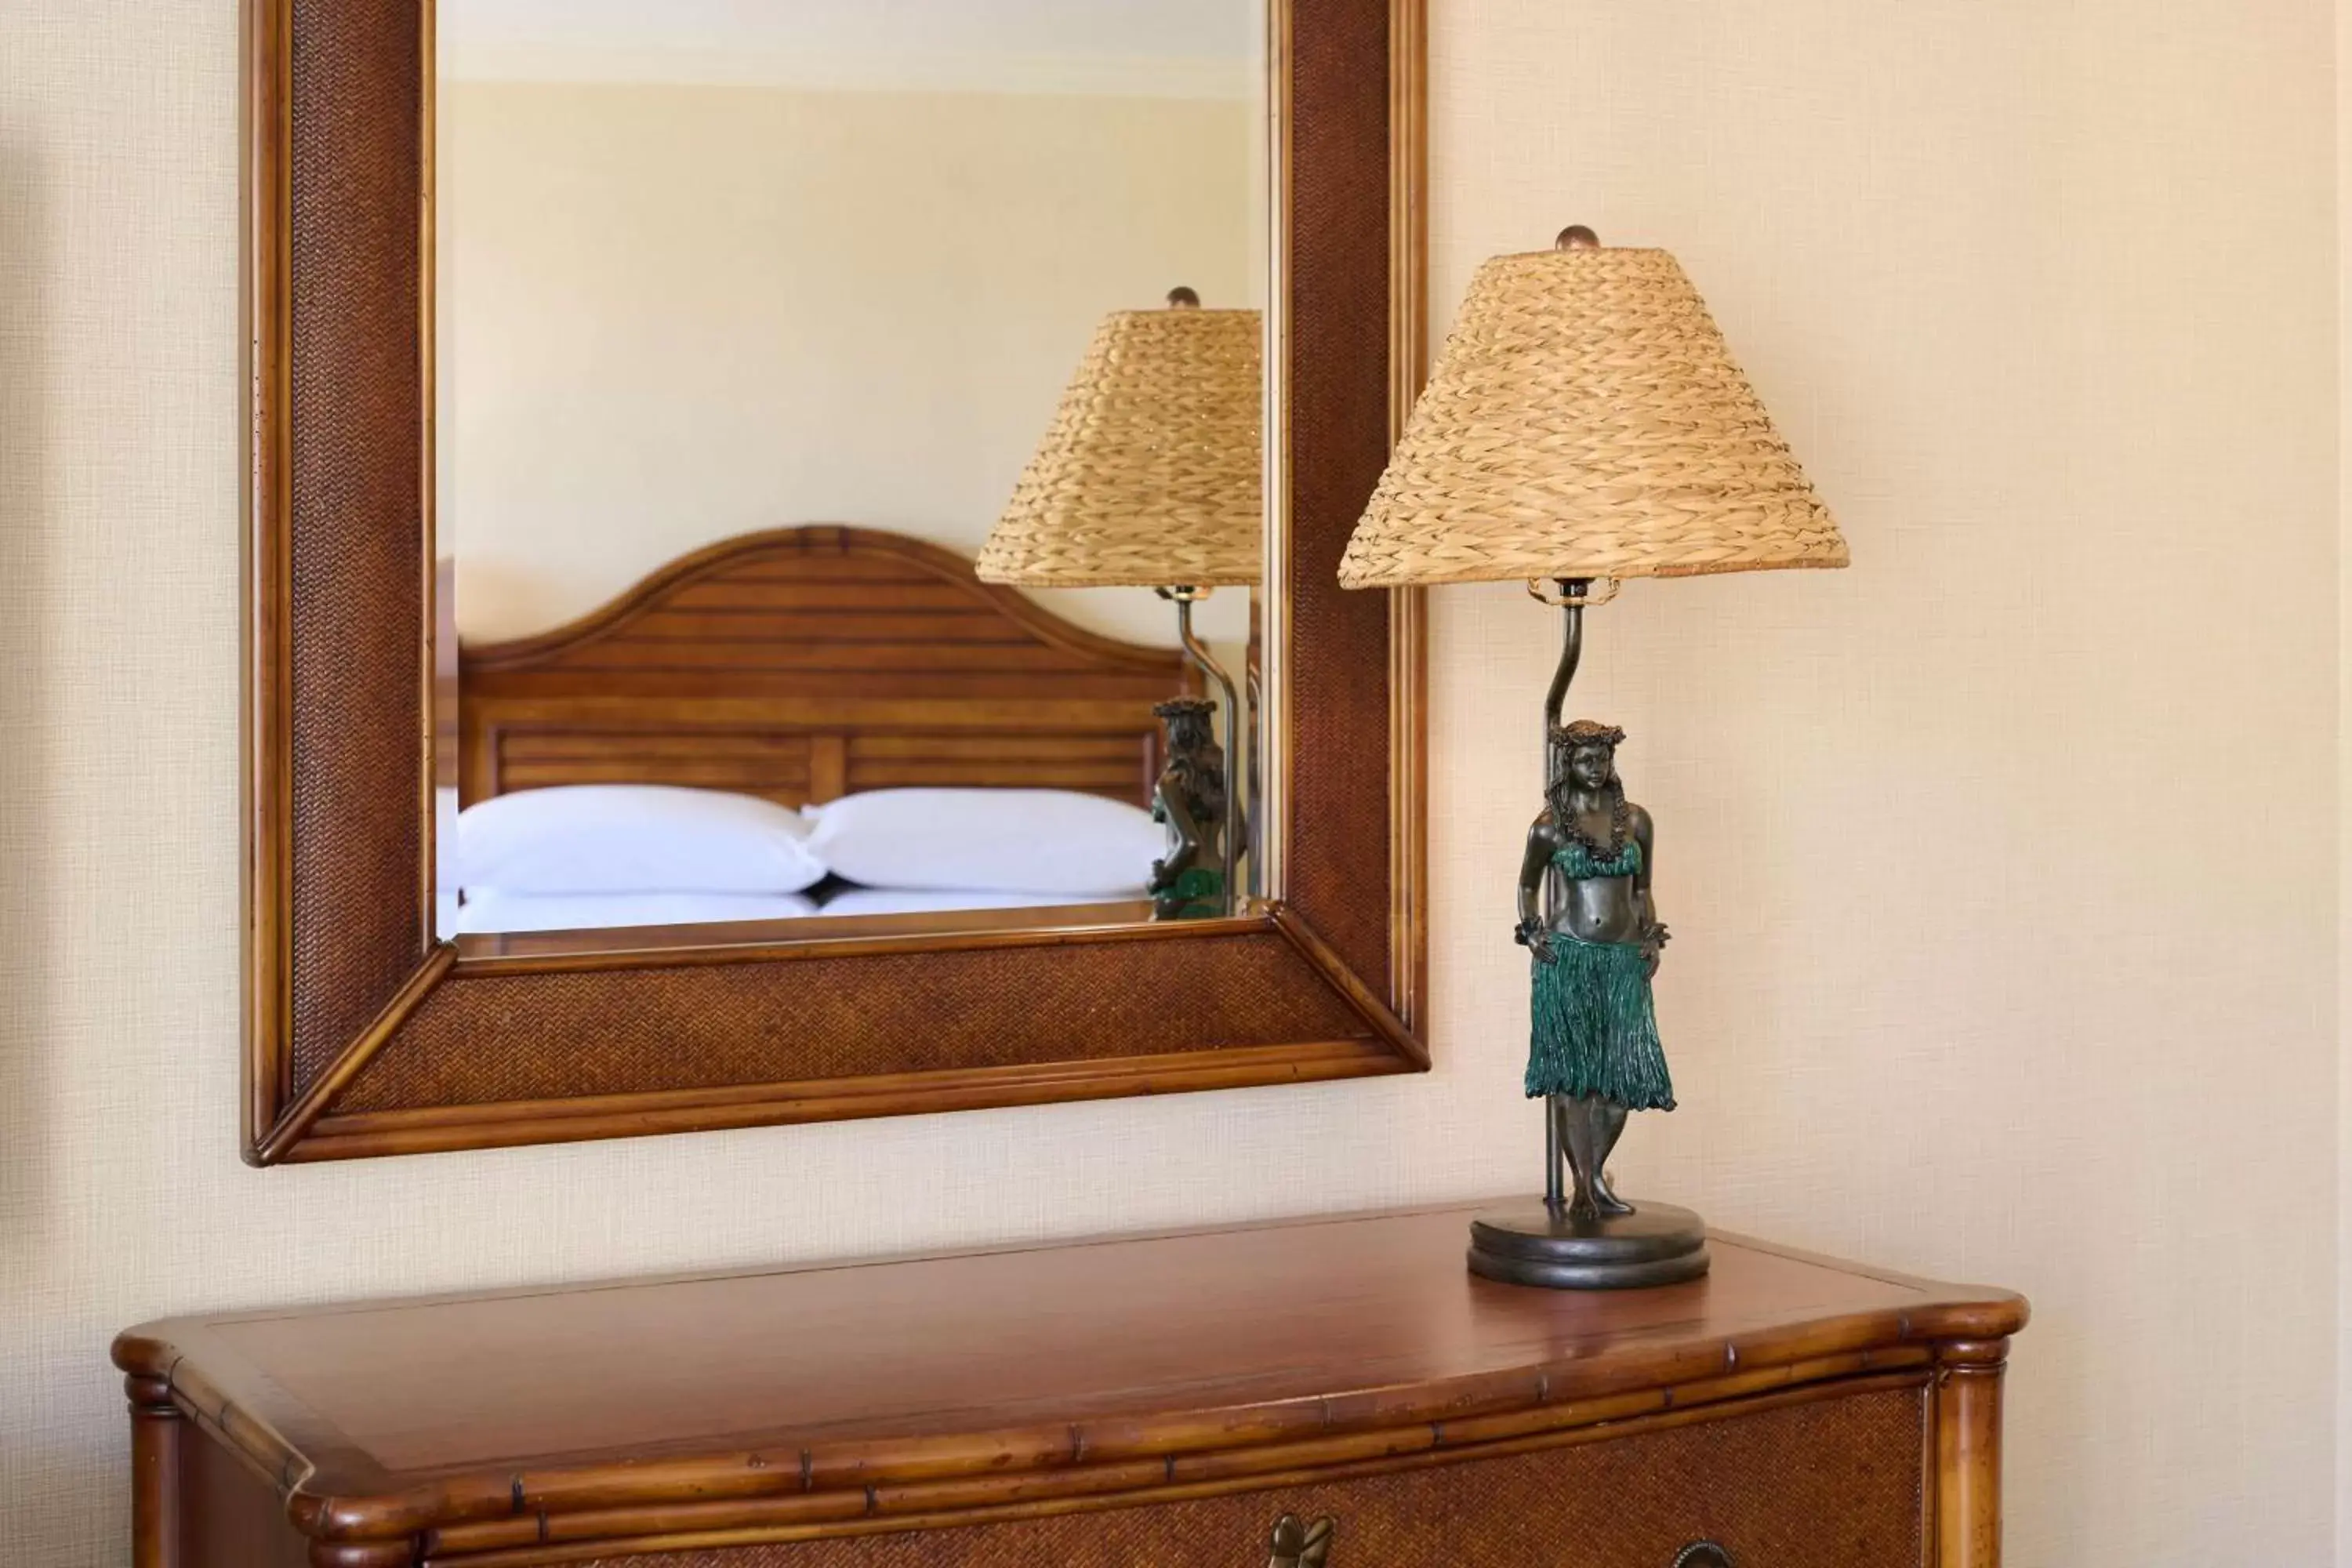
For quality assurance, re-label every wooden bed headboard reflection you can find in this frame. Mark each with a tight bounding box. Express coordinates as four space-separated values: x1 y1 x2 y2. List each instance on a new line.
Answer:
456 527 1196 810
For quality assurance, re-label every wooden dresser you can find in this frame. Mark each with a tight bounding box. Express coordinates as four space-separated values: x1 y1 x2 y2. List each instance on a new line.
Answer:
113 1204 2026 1568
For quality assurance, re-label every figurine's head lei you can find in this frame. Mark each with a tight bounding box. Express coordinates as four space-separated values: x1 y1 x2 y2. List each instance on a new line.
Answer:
1546 719 1625 814
1545 720 1628 845
1154 697 1224 779
1153 697 1226 815
1549 719 1625 752
1154 696 1215 724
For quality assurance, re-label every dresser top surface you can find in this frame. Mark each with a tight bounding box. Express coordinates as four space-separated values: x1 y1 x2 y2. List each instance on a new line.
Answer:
116 1203 2023 1526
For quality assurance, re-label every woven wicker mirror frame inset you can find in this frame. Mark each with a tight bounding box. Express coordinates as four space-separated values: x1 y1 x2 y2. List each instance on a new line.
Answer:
241 0 1432 1163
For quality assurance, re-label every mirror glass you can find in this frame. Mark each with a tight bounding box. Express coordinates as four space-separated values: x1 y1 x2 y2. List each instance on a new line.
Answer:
433 0 1268 951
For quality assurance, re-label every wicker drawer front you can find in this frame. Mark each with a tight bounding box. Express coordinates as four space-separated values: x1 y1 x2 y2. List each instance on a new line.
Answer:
584 1384 1926 1568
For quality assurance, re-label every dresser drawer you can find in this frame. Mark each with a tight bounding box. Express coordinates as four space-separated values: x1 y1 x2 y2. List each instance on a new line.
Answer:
569 1383 1927 1568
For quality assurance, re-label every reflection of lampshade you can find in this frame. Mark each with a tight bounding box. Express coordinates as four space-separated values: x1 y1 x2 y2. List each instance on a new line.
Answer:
1338 246 1846 588
978 299 1263 590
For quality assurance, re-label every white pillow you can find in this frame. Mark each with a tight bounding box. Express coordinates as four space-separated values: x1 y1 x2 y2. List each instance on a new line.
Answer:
456 889 822 933
818 886 1146 917
804 789 1163 895
456 786 829 895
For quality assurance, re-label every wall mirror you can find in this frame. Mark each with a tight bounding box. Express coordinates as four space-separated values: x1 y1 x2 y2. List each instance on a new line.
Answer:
245 0 1427 1162
434 0 1271 951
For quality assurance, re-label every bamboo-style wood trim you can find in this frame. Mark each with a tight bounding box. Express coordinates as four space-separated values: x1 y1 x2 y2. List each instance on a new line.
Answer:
244 0 1430 1163
1933 1340 2009 1568
1388 0 1429 427
1271 904 1428 1069
289 906 1415 1161
1385 0 1430 1026
1258 0 1295 904
291 1039 1409 1162
414 1370 1931 1564
454 906 1261 977
125 1313 2010 1550
1386 593 1427 1027
1708 1233 2035 1337
125 1374 187 1568
108 1207 2024 1556
416 0 441 956
241 0 296 1158
1917 1359 1940 1568
252 945 457 1164
312 1541 415 1567
303 1035 1391 1136
115 1341 386 1506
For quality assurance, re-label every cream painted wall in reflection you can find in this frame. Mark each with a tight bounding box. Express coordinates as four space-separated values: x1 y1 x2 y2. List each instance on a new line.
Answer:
0 2 2338 1564
437 82 1257 647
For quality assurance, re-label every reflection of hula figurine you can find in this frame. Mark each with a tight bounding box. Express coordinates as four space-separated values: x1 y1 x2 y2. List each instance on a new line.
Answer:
1514 720 1672 1221
1149 698 1227 920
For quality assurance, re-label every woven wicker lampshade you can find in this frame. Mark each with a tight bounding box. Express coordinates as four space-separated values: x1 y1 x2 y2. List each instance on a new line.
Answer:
1338 245 1846 590
978 298 1263 590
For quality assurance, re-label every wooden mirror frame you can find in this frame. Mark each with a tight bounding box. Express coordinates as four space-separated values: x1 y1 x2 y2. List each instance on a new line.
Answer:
243 0 1430 1163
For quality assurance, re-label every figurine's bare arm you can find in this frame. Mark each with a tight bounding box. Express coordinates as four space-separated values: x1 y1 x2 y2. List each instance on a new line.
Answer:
1628 804 1667 972
1151 771 1203 886
1515 814 1560 959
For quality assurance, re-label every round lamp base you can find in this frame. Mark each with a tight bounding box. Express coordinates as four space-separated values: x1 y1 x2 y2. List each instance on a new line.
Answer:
1467 1200 1711 1290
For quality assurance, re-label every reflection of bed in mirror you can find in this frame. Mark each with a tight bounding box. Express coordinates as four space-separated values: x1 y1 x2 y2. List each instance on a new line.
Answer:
446 524 1196 938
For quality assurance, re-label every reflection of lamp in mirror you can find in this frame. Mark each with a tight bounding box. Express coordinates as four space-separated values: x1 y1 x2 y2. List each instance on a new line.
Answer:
1340 227 1849 1288
978 286 1261 916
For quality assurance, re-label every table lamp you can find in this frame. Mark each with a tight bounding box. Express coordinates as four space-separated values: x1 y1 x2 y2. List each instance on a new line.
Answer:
979 288 1262 913
1340 228 1849 1288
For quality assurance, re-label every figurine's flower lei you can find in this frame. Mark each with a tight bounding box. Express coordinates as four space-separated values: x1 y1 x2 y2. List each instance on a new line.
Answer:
1552 793 1632 860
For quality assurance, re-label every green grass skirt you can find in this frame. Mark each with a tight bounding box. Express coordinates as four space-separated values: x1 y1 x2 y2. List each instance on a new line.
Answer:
1153 865 1225 921
1525 938 1675 1109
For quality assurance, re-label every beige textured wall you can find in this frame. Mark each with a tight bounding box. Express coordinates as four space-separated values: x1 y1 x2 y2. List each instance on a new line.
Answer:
2343 0 2352 1530
1431 6 2339 1566
438 82 1257 644
0 2 2337 1565
2341 0 2352 1546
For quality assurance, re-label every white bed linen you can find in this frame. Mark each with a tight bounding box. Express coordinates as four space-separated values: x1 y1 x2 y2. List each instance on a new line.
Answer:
815 886 1149 918
803 788 1161 894
456 890 822 934
458 785 827 896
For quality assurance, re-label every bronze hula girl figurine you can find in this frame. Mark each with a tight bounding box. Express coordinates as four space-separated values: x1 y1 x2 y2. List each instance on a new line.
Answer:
1148 697 1228 920
1514 720 1672 1221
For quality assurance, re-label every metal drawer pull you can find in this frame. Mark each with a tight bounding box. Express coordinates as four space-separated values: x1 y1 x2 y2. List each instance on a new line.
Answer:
1265 1514 1334 1568
1673 1545 1733 1568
